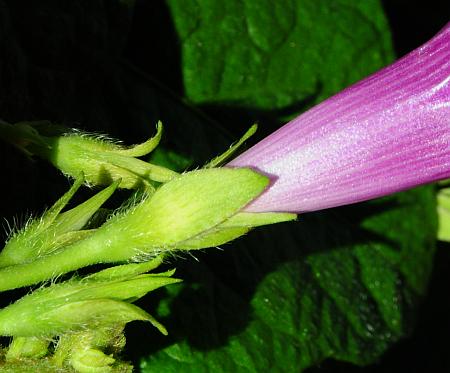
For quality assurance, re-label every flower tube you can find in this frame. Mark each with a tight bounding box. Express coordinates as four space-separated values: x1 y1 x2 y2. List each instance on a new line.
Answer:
229 23 450 213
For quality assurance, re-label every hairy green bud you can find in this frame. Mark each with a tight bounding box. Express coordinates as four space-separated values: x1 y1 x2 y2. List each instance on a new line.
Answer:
0 258 179 337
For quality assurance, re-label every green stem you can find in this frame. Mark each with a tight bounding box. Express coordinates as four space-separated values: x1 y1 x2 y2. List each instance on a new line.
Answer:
0 239 103 292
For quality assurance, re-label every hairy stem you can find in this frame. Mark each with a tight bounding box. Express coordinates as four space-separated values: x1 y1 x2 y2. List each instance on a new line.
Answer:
0 239 105 292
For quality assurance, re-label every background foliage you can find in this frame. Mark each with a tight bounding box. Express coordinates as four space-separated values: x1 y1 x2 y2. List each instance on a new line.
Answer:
0 1 448 372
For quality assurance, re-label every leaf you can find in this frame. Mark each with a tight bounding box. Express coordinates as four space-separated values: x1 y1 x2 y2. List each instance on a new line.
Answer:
166 0 393 112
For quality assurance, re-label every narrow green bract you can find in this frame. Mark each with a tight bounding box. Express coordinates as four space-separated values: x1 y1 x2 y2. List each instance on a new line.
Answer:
0 174 118 268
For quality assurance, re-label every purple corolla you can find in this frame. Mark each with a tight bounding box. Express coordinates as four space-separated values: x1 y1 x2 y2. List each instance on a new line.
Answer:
229 23 450 213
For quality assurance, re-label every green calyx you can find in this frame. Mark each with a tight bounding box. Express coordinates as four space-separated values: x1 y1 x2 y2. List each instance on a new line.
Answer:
177 211 297 250
0 120 178 189
92 167 296 261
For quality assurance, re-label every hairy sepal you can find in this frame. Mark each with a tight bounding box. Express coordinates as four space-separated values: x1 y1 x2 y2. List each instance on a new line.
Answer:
0 266 179 337
94 167 269 260
0 177 118 267
176 211 296 249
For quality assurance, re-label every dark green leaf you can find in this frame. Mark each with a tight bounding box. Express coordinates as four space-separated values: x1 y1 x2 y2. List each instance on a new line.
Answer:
166 0 393 111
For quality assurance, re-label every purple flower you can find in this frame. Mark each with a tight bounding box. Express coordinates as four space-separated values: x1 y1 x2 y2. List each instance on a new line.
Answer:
228 23 450 213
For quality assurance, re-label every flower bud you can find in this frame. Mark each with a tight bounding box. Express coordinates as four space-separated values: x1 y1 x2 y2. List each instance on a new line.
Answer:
0 259 179 337
0 120 178 189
